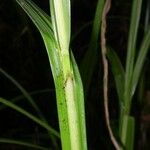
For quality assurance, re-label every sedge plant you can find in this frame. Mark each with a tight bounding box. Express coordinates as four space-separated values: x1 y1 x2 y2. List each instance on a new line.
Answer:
0 0 105 149
0 0 149 150
12 0 87 150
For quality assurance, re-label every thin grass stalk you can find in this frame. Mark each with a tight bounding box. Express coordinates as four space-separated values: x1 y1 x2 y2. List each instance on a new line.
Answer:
0 138 50 150
0 68 43 118
0 97 59 137
0 89 53 111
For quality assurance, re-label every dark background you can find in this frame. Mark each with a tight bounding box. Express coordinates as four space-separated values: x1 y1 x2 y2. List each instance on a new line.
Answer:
0 0 150 149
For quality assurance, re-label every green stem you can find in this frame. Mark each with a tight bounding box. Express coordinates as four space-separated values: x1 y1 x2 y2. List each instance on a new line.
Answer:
65 74 81 150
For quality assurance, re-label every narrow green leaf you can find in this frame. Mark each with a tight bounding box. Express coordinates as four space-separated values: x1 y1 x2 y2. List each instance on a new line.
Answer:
107 49 125 107
119 1 144 149
137 68 145 105
42 36 71 150
71 52 87 150
0 68 43 119
16 1 71 149
0 89 53 111
124 0 142 108
80 0 105 96
15 0 61 79
144 0 150 33
132 27 150 95
16 0 53 36
0 138 49 150
16 0 60 78
0 97 59 138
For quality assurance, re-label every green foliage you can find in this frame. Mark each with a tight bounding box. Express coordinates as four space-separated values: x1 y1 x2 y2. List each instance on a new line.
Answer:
0 138 50 150
107 0 150 149
0 0 149 149
14 0 87 150
0 97 59 137
0 68 44 120
80 0 105 96
107 49 125 106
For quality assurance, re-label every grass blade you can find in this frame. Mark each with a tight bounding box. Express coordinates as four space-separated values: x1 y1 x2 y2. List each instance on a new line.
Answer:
116 1 149 150
15 0 60 78
120 1 143 148
43 36 71 150
71 52 87 150
124 0 142 108
107 48 125 108
132 27 150 94
0 89 53 111
16 0 53 36
16 0 71 149
80 0 105 95
144 0 150 33
15 0 61 79
0 68 43 119
0 138 49 150
0 97 59 138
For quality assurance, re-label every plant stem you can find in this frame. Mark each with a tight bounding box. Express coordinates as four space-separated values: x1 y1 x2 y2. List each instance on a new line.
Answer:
65 74 81 150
